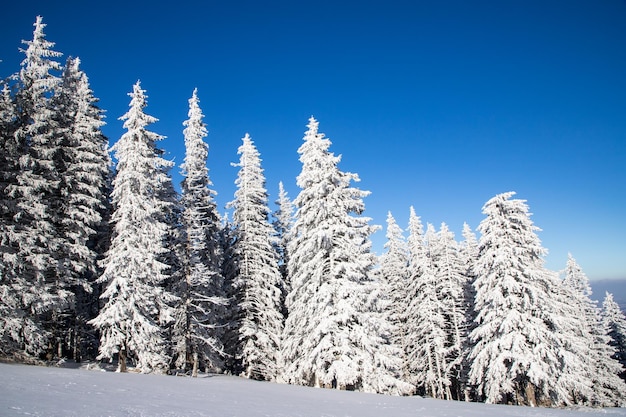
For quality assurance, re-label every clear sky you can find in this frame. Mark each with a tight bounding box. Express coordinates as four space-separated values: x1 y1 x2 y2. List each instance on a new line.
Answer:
2 1 625 281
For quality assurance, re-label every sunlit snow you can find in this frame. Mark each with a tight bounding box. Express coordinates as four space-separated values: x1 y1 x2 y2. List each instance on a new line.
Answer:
1 363 624 417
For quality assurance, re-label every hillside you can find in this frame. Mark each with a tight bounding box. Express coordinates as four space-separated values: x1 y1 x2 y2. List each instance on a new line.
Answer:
0 363 624 417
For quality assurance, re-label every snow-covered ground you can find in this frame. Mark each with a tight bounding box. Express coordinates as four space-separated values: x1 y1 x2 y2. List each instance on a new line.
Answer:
0 362 624 417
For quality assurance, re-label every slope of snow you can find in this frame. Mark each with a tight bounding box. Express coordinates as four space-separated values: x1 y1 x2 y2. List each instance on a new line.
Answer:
0 363 624 417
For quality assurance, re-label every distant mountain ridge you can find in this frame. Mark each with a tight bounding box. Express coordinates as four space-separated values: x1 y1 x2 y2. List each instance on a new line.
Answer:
591 279 626 311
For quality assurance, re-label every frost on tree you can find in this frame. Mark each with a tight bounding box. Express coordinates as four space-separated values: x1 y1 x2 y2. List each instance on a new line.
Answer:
282 117 407 394
0 81 21 356
226 133 284 381
468 192 572 406
89 82 178 373
174 88 227 376
459 222 478 283
403 206 427 391
560 254 626 406
431 223 472 400
603 292 626 382
378 212 409 352
0 16 64 358
272 181 294 308
407 223 452 399
51 57 111 360
375 211 415 395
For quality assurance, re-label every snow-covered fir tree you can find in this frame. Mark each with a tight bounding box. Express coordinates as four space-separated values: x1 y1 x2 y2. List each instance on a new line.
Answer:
226 133 284 380
433 222 471 400
173 88 227 376
403 206 426 391
0 82 19 223
0 80 22 357
459 222 478 278
408 223 452 399
49 57 110 360
603 292 626 382
560 254 626 406
458 222 479 400
378 212 409 351
468 191 572 406
0 16 64 358
360 274 414 396
89 81 178 373
375 211 415 395
272 181 294 305
282 117 406 393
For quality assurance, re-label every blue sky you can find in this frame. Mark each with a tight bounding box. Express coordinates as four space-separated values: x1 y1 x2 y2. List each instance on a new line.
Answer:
2 1 626 281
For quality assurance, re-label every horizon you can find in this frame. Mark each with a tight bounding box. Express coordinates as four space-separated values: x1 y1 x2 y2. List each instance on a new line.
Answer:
1 1 625 281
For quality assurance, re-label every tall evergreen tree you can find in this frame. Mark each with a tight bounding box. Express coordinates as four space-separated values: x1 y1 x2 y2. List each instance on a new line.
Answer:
560 254 626 406
0 82 19 223
458 222 478 401
603 292 626 382
403 206 426 390
373 211 414 395
433 222 471 400
409 223 451 399
378 212 409 350
173 88 226 376
89 82 177 373
0 81 22 357
272 181 294 303
1 16 64 358
46 57 111 360
281 117 402 393
227 133 284 380
459 222 478 277
468 192 571 406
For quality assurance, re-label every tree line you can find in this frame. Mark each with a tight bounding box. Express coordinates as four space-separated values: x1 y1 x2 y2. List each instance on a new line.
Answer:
2 17 626 408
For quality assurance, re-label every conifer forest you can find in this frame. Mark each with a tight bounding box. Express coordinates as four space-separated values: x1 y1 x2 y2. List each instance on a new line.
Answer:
2 17 626 409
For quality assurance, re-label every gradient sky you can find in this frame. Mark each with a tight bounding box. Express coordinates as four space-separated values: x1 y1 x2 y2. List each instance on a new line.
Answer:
2 1 626 281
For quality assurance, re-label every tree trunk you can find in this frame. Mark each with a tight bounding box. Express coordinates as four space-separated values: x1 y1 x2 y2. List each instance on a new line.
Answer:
118 348 127 373
525 382 537 407
192 352 199 377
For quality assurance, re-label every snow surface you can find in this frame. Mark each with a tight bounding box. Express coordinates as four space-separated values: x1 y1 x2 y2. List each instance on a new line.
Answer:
1 363 625 417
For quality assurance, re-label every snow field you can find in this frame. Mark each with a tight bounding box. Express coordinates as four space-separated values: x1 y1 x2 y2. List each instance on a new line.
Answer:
1 363 625 417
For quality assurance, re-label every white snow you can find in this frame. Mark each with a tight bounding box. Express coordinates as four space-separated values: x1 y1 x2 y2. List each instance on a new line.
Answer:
0 363 624 417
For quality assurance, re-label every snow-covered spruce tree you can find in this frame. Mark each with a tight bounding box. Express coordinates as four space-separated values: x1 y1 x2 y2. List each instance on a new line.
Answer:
603 292 626 382
403 220 471 400
459 222 478 279
360 272 414 396
374 211 415 395
0 82 19 220
226 133 284 380
89 82 178 373
50 57 110 360
272 181 294 306
282 117 407 394
1 16 64 358
458 222 479 400
560 254 626 406
468 191 571 406
378 212 409 351
0 80 23 357
459 222 479 310
408 223 452 399
173 88 227 376
403 206 425 390
433 223 471 400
